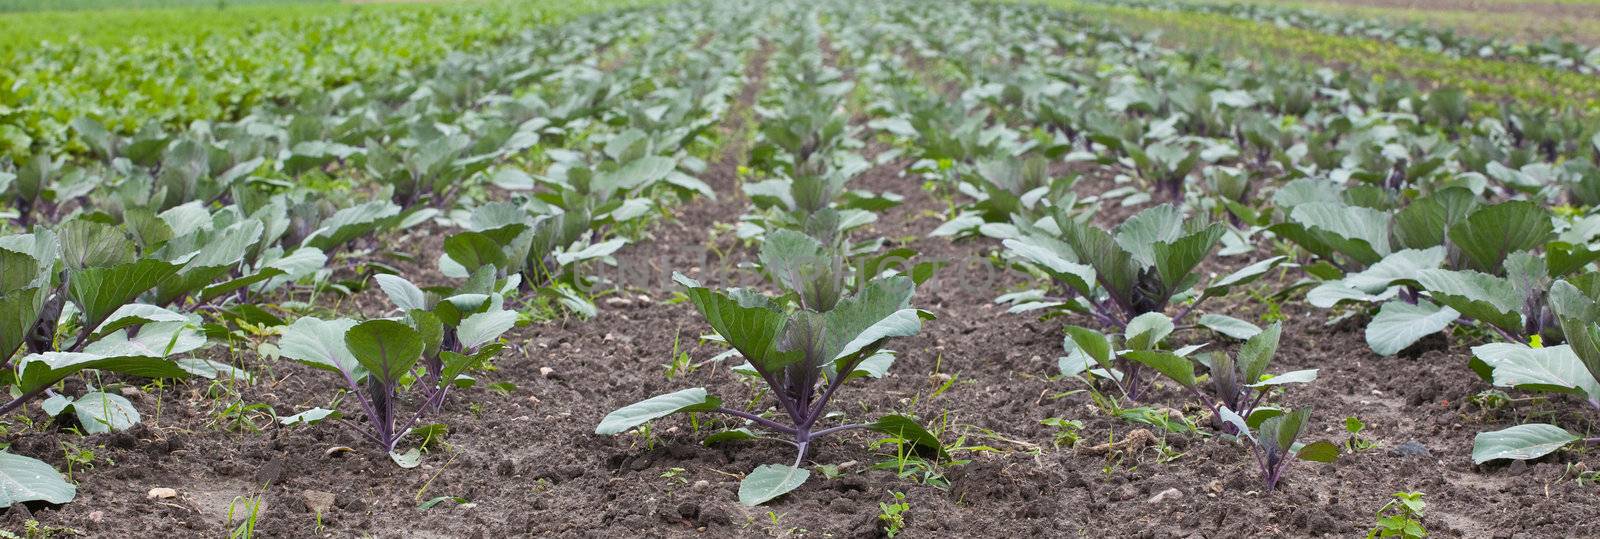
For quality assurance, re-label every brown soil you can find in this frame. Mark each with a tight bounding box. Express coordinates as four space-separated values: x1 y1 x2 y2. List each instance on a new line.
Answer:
8 11 1599 539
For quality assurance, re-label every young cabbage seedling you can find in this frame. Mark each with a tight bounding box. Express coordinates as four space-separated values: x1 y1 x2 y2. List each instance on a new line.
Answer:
597 231 942 506
1217 407 1339 491
1000 204 1281 330
278 292 513 466
1105 322 1317 430
1061 312 1206 401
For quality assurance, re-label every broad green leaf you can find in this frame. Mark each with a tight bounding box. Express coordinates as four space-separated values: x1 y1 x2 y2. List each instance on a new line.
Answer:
1152 223 1223 291
1198 314 1261 340
1472 424 1579 464
1112 204 1184 267
1246 369 1319 388
15 352 189 393
84 319 202 358
1343 248 1446 293
1296 440 1340 463
868 414 948 459
1448 201 1553 275
0 288 46 361
1365 300 1459 356
1259 408 1310 454
458 309 517 351
1064 326 1113 371
1470 344 1600 399
1415 269 1522 333
825 278 923 364
91 304 186 341
1124 312 1174 351
1393 187 1477 250
373 274 428 312
278 317 360 375
1287 202 1391 265
678 276 801 376
59 220 134 270
67 259 181 329
443 232 506 274
739 464 809 507
1123 350 1195 388
279 407 339 426
1236 322 1283 382
1001 237 1095 295
596 388 721 435
1202 256 1287 298
0 452 75 506
345 320 423 385
1059 217 1138 304
71 391 140 434
306 201 401 251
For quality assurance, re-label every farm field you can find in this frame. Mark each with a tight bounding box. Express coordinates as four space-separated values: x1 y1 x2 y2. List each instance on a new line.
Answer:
1 0 1599 537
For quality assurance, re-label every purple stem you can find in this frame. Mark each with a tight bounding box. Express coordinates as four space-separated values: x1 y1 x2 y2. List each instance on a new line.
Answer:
810 423 872 439
713 407 797 434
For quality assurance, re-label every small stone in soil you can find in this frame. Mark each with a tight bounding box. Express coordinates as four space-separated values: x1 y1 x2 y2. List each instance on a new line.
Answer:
1148 487 1183 503
303 490 336 514
147 487 177 499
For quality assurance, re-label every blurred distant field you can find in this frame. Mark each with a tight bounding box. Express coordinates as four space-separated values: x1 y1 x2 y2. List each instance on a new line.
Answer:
0 0 332 12
1184 0 1600 44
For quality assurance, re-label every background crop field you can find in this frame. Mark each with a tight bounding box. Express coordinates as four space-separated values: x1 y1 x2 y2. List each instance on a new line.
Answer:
1 0 1598 537
0 0 334 12
1178 0 1600 44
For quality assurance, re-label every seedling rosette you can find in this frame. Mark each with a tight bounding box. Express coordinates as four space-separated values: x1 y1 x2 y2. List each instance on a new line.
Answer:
597 264 942 506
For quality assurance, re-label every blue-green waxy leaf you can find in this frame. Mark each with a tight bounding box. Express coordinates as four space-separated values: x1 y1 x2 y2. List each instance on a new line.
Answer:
1236 322 1283 383
825 277 923 364
279 317 360 376
1448 201 1553 275
1415 269 1522 333
69 391 140 434
677 274 802 375
15 352 189 393
345 320 423 385
1365 300 1459 356
1285 202 1392 266
1125 312 1174 351
305 200 401 251
596 388 721 435
0 452 75 506
1198 313 1261 340
1472 424 1579 464
373 274 428 312
1064 326 1113 373
390 448 422 469
458 309 517 351
1245 369 1319 388
1202 256 1287 299
67 259 181 329
739 464 809 507
1470 343 1600 399
279 407 340 427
